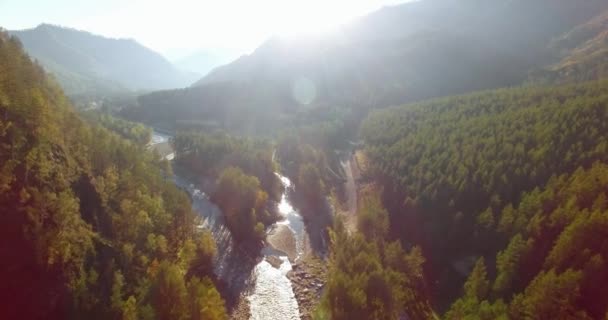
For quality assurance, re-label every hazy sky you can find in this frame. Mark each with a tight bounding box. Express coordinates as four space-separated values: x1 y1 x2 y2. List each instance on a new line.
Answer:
0 0 408 59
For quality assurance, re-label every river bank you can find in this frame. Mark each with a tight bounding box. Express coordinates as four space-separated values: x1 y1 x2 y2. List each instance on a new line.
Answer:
287 257 327 320
149 132 258 318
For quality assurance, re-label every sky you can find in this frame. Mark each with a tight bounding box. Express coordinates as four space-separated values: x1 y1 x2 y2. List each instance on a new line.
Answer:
0 0 408 60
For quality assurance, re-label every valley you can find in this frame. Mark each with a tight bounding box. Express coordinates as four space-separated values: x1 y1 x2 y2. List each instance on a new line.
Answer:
4 0 608 319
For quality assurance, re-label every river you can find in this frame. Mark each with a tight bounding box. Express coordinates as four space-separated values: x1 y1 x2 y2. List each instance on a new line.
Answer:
150 132 303 320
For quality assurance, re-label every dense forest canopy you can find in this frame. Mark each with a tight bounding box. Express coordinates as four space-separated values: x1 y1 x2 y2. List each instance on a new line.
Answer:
361 79 608 311
316 192 434 320
0 32 226 319
446 162 608 319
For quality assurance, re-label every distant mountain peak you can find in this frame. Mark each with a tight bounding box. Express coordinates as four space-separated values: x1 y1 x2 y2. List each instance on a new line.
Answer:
35 22 60 29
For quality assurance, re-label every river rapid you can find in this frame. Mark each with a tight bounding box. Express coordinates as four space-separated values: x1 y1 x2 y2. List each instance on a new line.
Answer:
150 132 303 320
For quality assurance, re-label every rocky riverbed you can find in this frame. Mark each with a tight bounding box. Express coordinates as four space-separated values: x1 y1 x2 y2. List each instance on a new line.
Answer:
287 257 327 320
229 294 252 320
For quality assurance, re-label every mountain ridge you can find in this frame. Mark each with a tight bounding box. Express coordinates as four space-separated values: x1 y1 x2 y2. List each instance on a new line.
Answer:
10 23 197 96
126 0 608 134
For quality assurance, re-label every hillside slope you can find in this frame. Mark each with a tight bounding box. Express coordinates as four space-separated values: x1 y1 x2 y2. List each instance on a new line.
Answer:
0 32 225 319
532 11 608 84
361 79 608 311
10 24 196 95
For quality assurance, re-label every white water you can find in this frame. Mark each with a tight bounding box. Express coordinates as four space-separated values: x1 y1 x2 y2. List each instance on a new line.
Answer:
275 175 305 259
149 131 170 145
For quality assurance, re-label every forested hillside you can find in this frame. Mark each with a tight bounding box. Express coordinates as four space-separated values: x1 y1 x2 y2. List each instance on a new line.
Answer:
0 32 226 319
316 193 434 320
446 163 608 319
9 24 196 96
361 79 608 313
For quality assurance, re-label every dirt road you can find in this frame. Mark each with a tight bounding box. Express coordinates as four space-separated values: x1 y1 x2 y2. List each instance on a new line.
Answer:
340 154 360 232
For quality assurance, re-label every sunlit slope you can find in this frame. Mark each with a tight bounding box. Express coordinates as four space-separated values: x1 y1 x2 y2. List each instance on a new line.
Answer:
532 11 608 84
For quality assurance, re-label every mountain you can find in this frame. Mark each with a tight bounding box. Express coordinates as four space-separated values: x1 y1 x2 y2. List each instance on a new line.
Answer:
9 24 197 96
126 0 608 133
174 49 240 77
197 0 608 90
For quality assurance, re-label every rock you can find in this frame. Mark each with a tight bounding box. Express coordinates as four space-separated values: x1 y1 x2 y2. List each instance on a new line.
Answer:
265 256 283 269
267 225 297 260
